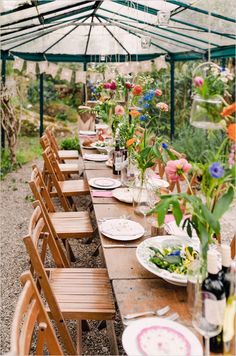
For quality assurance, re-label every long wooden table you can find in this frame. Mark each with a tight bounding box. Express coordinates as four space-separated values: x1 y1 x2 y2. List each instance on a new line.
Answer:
80 145 196 350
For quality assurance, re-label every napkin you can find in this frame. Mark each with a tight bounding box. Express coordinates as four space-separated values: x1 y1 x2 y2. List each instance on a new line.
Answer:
92 191 113 197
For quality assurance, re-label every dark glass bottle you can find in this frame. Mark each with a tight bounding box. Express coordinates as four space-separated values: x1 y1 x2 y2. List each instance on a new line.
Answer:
113 139 122 175
202 250 226 354
218 244 231 298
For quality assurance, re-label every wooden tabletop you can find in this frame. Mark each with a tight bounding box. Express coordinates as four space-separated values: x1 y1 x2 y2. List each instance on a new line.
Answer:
81 150 193 341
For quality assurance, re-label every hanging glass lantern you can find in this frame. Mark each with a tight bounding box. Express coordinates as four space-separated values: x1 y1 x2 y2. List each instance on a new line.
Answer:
100 55 106 62
190 62 224 130
141 36 151 49
157 10 170 28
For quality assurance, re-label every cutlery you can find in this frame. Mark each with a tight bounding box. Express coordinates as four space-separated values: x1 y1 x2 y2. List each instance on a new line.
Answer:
123 311 179 326
123 305 170 321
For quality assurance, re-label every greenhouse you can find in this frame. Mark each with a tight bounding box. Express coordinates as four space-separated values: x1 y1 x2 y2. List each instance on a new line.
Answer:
0 1 236 355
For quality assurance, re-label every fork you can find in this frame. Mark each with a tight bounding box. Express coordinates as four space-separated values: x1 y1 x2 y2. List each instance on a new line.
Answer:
123 311 179 326
123 305 170 321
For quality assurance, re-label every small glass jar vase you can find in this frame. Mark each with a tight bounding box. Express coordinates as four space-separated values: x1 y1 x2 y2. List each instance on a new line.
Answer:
190 95 224 130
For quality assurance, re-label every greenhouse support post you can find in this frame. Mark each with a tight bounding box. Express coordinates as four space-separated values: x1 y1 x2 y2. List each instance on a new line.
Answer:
83 62 87 104
39 73 44 137
1 58 6 148
170 58 175 141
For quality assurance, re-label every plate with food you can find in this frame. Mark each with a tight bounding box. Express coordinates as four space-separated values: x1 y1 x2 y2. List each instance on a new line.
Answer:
136 236 199 286
100 219 145 241
112 188 133 204
79 130 96 136
122 317 203 356
90 141 109 153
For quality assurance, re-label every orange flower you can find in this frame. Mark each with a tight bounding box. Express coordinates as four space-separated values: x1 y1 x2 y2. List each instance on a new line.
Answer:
132 85 143 96
126 137 137 147
221 102 236 117
130 110 140 118
227 123 236 142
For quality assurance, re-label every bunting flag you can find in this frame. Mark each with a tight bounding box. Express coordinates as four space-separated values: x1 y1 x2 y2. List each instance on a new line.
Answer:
154 55 168 71
75 71 86 84
46 63 58 77
38 61 48 73
26 61 36 75
60 67 73 82
13 57 24 71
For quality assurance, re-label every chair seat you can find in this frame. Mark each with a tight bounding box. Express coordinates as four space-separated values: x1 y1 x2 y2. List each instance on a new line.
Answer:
47 268 115 320
58 179 89 195
59 163 79 174
58 150 79 160
49 211 93 238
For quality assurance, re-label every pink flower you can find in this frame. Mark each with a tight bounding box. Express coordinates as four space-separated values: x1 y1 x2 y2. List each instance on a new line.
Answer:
156 102 168 112
165 159 192 182
193 76 204 87
103 82 111 89
110 81 117 90
115 105 125 116
155 89 162 97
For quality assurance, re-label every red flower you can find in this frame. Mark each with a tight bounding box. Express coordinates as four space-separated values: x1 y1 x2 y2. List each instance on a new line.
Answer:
110 81 117 90
132 85 143 96
125 82 134 90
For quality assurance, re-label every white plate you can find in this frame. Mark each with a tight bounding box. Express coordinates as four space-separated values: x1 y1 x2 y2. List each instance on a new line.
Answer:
148 177 169 189
112 188 133 204
79 130 96 136
136 236 199 286
89 177 121 189
122 317 203 356
81 145 94 150
165 220 198 238
95 124 109 130
100 219 145 241
83 154 108 161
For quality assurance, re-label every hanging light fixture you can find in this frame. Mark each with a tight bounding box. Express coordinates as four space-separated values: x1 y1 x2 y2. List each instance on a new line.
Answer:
157 10 170 28
141 36 151 49
100 55 106 62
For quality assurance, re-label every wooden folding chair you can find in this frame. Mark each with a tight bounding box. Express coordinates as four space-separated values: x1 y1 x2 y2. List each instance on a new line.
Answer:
45 126 79 161
10 271 63 356
29 164 94 260
40 134 79 176
23 203 117 355
42 146 89 212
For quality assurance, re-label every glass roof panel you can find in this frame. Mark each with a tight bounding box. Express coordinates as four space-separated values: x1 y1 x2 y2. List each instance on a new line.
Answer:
188 0 236 20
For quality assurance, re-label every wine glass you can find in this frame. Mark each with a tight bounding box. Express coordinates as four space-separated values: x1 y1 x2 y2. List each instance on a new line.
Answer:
187 259 202 313
192 291 222 356
104 136 114 159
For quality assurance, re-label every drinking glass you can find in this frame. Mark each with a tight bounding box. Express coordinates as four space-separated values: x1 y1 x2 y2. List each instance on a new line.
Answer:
187 259 202 313
192 291 222 356
104 137 114 159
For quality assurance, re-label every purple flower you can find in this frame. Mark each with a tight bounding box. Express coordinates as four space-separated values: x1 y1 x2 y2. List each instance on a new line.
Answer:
162 142 168 150
209 162 224 179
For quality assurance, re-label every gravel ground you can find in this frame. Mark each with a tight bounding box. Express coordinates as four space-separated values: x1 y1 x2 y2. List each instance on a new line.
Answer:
0 159 235 355
0 159 124 355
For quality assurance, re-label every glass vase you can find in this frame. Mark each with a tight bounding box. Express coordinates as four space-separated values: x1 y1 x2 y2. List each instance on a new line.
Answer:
190 95 224 130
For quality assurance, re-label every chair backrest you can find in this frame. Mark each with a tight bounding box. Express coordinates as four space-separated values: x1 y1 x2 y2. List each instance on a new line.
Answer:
10 271 63 356
42 147 72 212
23 203 76 355
29 164 55 213
45 127 61 155
40 133 62 164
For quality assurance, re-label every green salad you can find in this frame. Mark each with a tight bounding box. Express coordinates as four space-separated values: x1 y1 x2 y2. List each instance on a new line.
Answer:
95 141 107 147
149 245 198 275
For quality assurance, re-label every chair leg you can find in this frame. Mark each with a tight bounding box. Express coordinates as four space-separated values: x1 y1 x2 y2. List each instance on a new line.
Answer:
92 243 101 257
76 320 82 355
97 320 106 330
62 240 76 263
106 320 119 356
82 320 90 332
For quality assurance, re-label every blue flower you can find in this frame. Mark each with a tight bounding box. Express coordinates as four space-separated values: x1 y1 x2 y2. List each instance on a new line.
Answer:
209 162 224 179
144 103 150 109
162 142 168 150
169 250 181 256
140 115 146 121
138 97 144 105
148 90 155 99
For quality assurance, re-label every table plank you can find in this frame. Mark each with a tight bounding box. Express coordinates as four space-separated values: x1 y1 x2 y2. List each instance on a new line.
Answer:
113 279 191 322
104 248 155 280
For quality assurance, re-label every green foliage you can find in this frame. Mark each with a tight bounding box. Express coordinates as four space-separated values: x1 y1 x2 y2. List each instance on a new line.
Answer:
60 137 80 151
28 78 58 104
172 123 226 163
45 102 78 122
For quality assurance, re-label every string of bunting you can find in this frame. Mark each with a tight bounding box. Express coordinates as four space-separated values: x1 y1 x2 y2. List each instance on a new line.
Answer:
10 55 168 83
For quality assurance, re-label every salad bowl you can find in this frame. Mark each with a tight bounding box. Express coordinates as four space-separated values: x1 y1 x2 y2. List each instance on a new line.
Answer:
136 235 199 286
